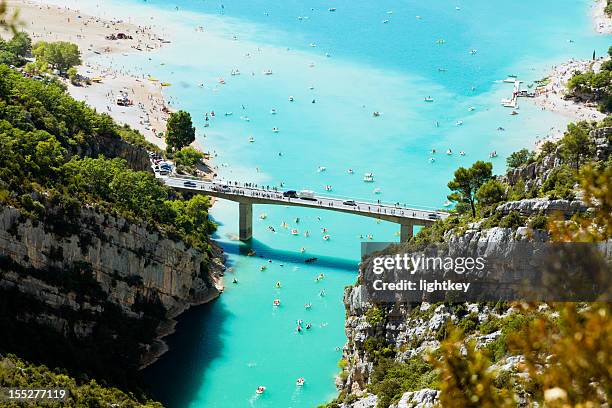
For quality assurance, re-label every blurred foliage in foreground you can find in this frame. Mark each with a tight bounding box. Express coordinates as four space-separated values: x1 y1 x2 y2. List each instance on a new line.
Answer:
432 162 612 407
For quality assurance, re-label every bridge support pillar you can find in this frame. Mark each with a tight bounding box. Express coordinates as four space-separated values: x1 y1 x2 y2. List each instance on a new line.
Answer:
400 222 414 242
239 202 253 241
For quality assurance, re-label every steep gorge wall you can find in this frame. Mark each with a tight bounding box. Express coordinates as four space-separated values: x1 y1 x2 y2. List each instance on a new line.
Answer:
0 203 224 384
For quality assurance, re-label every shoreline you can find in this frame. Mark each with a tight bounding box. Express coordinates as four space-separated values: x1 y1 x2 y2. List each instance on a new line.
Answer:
7 0 171 150
7 0 218 176
6 0 221 368
530 57 607 147
593 0 612 34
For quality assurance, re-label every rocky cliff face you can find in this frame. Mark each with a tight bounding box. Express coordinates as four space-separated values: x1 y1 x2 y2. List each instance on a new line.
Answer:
84 133 153 172
336 227 551 408
0 202 224 383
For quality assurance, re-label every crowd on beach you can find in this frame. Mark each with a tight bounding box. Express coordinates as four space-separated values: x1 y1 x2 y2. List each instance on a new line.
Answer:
534 57 607 125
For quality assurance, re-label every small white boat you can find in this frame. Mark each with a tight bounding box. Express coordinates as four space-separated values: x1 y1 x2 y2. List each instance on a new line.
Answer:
363 173 374 182
460 151 465 156
231 69 240 76
273 299 281 306
455 120 463 126
224 112 233 116
329 7 336 11
424 96 434 102
309 43 317 47
270 108 277 114
373 188 382 194
256 386 266 394
296 377 305 386
259 213 267 219
382 19 390 24
446 149 452 155
347 169 354 174
263 69 273 75
249 136 255 143
429 157 436 163
468 106 475 111
291 229 299 235
323 234 330 241
325 185 333 191
469 49 478 55
289 96 294 101
272 127 280 133
318 166 327 172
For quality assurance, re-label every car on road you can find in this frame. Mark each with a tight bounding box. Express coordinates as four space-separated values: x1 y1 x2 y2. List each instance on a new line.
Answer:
213 184 231 192
298 190 317 201
427 213 441 220
183 181 197 188
342 200 356 206
283 190 298 198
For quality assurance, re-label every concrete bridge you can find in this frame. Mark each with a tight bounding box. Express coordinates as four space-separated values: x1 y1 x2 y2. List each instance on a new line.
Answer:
163 176 449 241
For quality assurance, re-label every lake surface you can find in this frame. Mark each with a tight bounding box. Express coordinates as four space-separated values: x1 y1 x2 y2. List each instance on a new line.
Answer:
49 0 609 406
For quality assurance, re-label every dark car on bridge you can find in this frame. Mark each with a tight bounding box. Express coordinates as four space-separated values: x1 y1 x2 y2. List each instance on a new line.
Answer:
342 200 356 206
283 190 298 198
428 213 441 220
183 181 197 188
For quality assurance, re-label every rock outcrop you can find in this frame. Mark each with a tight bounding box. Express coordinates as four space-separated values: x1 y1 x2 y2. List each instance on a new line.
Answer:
495 198 587 216
336 227 549 407
0 203 224 381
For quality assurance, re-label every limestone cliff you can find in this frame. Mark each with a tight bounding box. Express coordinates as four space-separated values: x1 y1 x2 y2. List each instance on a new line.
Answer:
0 202 224 385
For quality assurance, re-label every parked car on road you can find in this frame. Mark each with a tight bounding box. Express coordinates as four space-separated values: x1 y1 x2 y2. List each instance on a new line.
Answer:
183 181 197 188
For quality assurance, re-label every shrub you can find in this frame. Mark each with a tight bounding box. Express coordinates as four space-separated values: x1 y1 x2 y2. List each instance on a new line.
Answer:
540 165 577 200
506 149 535 169
365 306 385 326
499 211 524 229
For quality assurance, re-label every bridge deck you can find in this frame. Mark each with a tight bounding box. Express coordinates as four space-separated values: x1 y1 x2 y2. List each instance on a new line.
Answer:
163 176 448 225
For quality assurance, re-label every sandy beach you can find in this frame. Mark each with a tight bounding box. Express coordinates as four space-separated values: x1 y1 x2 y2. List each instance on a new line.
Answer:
531 57 607 142
6 0 172 149
593 0 612 34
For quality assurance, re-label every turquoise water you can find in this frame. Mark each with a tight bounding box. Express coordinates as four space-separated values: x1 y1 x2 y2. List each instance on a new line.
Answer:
53 0 608 406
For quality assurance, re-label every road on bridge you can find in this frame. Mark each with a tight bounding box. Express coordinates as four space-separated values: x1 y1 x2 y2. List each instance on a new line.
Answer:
161 175 449 241
163 176 447 223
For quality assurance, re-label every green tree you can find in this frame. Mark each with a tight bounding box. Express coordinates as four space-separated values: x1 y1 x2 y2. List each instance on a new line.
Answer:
505 148 534 169
0 49 18 65
447 161 493 217
67 66 78 85
476 179 507 208
559 122 594 169
23 59 50 75
32 41 81 73
7 32 32 57
174 146 204 166
165 110 195 152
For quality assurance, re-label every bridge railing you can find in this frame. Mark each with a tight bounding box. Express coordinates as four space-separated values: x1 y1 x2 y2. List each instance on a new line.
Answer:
165 175 450 215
